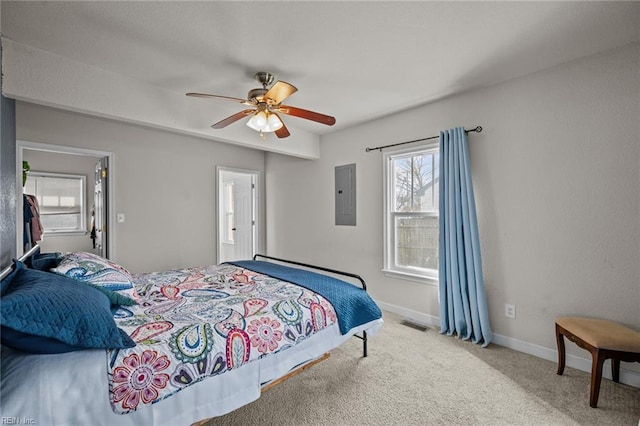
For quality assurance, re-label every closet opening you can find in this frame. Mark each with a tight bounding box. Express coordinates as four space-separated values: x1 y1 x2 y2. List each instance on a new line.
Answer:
17 141 114 259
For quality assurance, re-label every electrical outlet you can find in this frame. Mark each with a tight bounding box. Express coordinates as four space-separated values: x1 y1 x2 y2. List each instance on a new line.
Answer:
505 304 516 319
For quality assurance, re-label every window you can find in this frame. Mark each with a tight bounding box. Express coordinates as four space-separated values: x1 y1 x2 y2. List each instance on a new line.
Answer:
383 143 439 284
24 172 86 234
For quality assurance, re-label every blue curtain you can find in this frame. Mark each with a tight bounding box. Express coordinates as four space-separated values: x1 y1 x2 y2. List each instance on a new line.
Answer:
438 127 492 346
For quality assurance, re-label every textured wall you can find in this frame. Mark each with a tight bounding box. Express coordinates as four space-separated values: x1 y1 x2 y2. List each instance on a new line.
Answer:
0 61 18 268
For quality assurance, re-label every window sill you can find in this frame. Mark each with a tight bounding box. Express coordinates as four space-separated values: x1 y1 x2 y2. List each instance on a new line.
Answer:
382 269 438 286
45 231 87 237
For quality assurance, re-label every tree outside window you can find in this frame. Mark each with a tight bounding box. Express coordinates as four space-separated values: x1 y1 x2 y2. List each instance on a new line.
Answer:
384 145 439 282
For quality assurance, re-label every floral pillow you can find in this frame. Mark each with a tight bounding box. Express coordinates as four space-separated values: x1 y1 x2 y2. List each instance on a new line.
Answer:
51 251 135 293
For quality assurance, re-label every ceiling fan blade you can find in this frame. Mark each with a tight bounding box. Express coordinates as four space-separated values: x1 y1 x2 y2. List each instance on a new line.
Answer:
275 121 290 138
264 81 297 104
186 92 249 104
277 105 336 126
211 109 255 129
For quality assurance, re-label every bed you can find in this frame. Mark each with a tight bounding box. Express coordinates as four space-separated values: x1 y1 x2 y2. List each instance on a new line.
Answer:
0 248 383 426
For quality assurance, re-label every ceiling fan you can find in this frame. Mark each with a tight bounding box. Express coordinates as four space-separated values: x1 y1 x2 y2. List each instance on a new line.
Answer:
186 72 336 139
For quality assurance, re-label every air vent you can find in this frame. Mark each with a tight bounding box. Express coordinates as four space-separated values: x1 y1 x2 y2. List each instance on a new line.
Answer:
401 320 429 332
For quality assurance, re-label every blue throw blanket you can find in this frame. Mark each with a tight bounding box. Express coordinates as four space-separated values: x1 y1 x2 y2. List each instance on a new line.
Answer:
226 260 382 335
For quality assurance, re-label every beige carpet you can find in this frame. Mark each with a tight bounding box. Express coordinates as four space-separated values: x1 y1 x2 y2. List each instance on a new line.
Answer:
204 311 640 425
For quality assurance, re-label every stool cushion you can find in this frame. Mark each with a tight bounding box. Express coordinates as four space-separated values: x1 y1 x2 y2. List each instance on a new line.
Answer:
556 317 640 353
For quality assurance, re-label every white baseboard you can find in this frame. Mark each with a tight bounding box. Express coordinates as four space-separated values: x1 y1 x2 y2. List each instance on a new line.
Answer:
377 301 440 329
377 301 640 389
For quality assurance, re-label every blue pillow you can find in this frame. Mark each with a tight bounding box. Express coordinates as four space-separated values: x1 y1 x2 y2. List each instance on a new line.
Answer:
28 252 63 271
0 261 136 354
1 261 20 297
0 326 133 354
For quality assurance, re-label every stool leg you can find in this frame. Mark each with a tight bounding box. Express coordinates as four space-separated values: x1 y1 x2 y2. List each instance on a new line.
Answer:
555 323 566 375
590 349 605 408
612 358 620 383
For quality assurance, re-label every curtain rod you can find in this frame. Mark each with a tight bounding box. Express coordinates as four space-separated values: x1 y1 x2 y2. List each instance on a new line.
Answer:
365 126 483 152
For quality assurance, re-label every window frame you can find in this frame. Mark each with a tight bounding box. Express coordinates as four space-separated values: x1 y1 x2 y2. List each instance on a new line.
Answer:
24 171 87 235
382 141 439 285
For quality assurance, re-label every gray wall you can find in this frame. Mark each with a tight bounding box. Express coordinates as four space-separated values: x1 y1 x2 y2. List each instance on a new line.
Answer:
16 102 267 274
266 43 640 373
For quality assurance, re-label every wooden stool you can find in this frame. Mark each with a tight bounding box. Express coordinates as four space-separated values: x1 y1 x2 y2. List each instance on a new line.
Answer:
555 317 640 407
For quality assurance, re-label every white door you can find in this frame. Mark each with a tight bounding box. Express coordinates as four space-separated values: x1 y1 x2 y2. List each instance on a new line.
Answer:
217 168 258 263
93 158 109 258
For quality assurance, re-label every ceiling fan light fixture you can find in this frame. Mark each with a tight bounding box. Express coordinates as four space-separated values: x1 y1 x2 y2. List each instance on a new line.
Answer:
246 110 283 133
266 113 283 131
246 110 268 131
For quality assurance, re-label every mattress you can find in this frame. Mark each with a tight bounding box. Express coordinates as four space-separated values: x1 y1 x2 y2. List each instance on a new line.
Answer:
1 319 381 426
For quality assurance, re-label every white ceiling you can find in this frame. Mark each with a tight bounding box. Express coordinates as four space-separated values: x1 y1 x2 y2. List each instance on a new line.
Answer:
2 1 639 136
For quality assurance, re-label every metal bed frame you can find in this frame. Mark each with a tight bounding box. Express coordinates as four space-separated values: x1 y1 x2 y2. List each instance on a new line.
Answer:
253 253 369 358
0 244 41 281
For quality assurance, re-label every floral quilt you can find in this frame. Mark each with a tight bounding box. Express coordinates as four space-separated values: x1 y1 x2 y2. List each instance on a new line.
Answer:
107 263 337 414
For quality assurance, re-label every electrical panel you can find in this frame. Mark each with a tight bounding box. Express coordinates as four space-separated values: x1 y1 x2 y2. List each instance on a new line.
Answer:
335 163 356 226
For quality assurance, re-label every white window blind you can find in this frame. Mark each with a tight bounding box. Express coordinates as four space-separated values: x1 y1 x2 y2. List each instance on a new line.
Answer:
24 172 86 233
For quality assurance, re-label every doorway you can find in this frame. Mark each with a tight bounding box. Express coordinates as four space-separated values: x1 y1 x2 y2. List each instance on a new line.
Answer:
17 140 114 258
217 167 259 263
